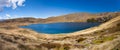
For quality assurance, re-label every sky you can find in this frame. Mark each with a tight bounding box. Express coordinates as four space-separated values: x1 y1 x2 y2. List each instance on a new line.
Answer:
0 0 120 19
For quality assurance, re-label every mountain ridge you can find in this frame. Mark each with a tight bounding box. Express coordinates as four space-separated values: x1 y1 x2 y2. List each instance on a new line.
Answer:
1 12 120 23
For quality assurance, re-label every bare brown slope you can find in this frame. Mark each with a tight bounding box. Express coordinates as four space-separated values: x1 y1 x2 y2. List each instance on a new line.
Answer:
0 12 120 26
44 12 120 23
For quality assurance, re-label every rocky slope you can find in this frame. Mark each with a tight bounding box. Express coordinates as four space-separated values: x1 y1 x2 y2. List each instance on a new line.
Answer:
0 12 120 50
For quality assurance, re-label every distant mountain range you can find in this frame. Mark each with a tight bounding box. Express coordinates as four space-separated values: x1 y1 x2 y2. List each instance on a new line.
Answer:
0 19 5 21
44 12 120 23
1 12 120 23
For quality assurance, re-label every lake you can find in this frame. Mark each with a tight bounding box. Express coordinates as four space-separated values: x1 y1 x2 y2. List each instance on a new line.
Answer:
21 22 100 34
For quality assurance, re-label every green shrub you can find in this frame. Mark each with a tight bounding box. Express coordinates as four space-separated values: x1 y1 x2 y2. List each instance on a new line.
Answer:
18 45 31 50
87 18 98 22
93 36 116 44
76 38 86 43
64 46 70 50
117 23 120 26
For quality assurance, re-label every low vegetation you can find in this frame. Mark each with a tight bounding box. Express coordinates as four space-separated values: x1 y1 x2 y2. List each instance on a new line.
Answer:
18 30 30 33
93 35 117 44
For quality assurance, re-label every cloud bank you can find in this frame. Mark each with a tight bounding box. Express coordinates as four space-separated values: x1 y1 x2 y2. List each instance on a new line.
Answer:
0 0 25 10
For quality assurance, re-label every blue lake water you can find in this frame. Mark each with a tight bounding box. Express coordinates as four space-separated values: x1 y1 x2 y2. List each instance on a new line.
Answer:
21 22 100 34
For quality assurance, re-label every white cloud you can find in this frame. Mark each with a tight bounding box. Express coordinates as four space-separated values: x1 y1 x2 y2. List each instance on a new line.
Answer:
3 14 28 19
0 0 25 10
6 14 10 17
0 16 2 19
5 14 11 19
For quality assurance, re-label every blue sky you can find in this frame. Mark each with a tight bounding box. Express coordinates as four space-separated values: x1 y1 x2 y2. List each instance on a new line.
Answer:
0 0 120 19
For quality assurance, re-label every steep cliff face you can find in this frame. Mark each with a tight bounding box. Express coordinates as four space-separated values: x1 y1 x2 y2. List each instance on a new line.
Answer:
0 13 120 50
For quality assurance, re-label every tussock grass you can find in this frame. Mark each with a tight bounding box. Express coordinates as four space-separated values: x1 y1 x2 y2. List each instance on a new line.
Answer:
93 36 117 44
18 30 30 33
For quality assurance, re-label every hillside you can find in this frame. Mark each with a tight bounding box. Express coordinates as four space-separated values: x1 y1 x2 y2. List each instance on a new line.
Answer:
0 12 120 50
0 12 120 28
44 12 120 23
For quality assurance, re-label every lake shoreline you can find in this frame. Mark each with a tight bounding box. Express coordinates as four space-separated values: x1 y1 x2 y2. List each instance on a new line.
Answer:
0 15 120 50
20 22 100 34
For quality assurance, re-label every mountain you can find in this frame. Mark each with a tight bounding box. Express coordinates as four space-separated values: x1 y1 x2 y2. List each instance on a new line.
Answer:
1 12 120 26
0 12 120 50
0 19 5 21
44 12 120 23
